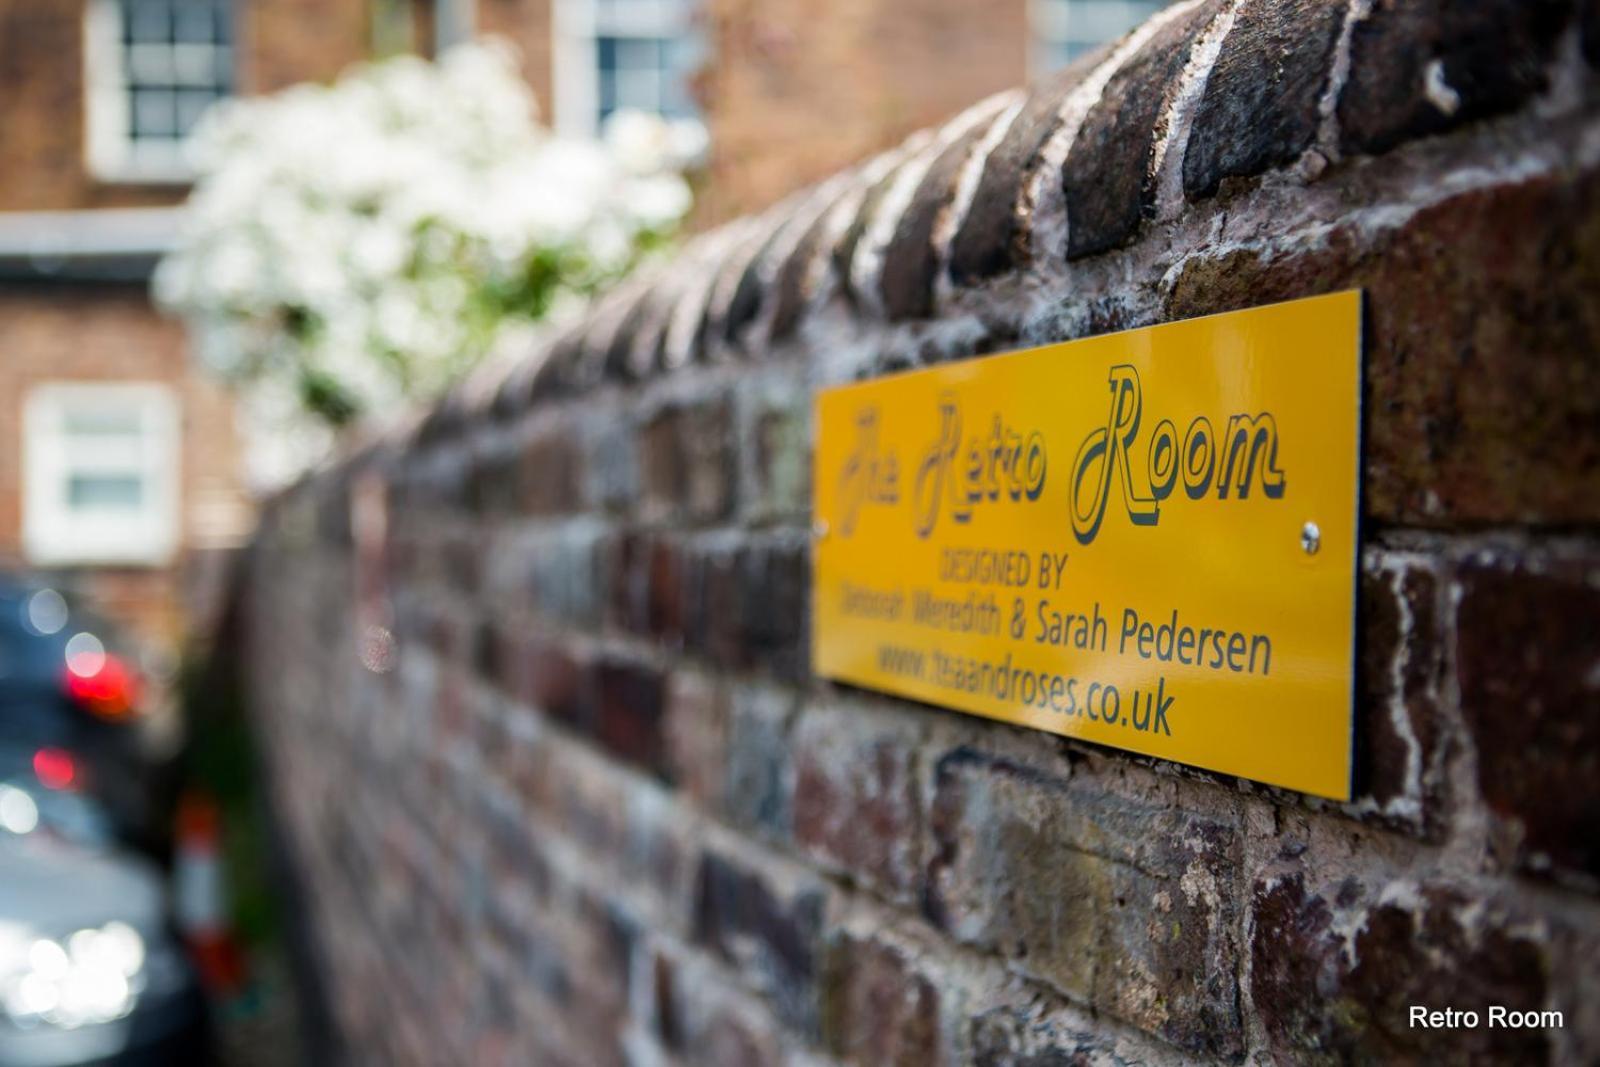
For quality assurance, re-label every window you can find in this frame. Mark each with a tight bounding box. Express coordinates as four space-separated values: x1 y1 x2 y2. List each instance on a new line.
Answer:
84 0 234 182
1031 0 1172 74
369 0 475 58
553 0 702 136
23 384 180 566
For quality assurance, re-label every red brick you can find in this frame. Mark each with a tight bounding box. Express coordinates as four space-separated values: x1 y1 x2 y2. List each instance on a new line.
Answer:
1165 169 1600 526
593 657 669 777
925 747 1244 1057
691 849 828 1035
1061 1 1219 258
1251 873 1552 1064
1457 551 1600 887
1337 0 1571 156
1182 0 1346 200
820 930 941 1066
792 703 925 902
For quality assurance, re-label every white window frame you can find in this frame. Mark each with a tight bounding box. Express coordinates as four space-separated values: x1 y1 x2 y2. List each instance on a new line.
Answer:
552 0 699 137
23 383 181 567
83 0 233 184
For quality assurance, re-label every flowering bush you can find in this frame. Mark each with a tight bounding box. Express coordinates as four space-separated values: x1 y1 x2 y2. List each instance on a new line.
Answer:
155 39 699 472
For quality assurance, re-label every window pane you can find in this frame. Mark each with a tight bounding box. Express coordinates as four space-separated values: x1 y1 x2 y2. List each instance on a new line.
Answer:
116 0 233 147
173 3 220 43
615 38 663 111
597 37 619 116
662 36 700 117
589 1 702 128
126 0 172 44
67 475 145 512
127 42 175 83
131 89 177 137
176 89 220 133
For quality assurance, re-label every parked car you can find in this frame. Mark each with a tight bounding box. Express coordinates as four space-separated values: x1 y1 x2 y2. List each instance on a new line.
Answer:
0 783 209 1066
0 579 165 852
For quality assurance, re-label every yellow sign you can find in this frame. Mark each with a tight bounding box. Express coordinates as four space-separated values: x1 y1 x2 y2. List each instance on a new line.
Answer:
812 291 1361 799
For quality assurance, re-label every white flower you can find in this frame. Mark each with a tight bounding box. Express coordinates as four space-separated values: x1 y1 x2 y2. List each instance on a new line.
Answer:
624 174 694 228
155 36 694 480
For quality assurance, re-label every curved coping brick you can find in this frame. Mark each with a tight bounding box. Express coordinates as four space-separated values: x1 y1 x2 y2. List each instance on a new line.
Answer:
422 0 1592 434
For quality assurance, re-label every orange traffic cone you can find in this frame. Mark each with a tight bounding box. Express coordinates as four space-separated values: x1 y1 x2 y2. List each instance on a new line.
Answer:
174 792 246 997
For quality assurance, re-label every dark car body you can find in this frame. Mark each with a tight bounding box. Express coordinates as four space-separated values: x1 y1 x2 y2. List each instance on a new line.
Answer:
0 580 164 853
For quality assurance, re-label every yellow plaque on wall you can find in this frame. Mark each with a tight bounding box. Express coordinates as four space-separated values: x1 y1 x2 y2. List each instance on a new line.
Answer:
811 291 1361 800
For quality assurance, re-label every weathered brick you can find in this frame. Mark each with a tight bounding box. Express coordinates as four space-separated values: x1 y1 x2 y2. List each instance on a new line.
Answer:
724 685 797 843
1062 1 1217 259
651 951 785 1067
792 702 925 902
947 53 1105 284
881 116 996 321
685 541 741 667
967 998 1169 1067
768 205 833 341
467 441 520 515
637 395 736 524
740 538 811 683
537 891 635 1067
518 421 584 515
1251 873 1552 1064
737 375 811 522
637 407 688 524
440 527 486 597
691 849 827 1035
602 287 658 383
482 789 554 898
663 670 730 810
1350 556 1447 835
1457 552 1600 887
583 416 638 514
1338 0 1571 156
1165 169 1600 526
593 657 669 777
833 163 905 307
602 530 689 642
598 527 641 633
644 536 689 642
925 748 1243 1058
724 233 777 345
528 523 604 628
820 930 941 1066
523 636 594 730
473 616 511 697
1182 0 1346 200
685 536 810 682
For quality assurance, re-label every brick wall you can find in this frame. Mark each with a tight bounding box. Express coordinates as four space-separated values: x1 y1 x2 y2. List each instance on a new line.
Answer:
242 1 1600 1063
0 0 379 213
0 0 184 211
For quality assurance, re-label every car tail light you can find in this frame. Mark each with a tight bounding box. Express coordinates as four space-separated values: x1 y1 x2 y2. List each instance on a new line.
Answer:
63 653 141 721
32 747 77 791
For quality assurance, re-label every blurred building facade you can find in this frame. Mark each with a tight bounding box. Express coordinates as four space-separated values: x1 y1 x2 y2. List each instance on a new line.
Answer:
0 0 1159 661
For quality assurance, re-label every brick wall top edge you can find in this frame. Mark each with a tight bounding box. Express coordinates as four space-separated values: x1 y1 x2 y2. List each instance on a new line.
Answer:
355 0 1594 464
